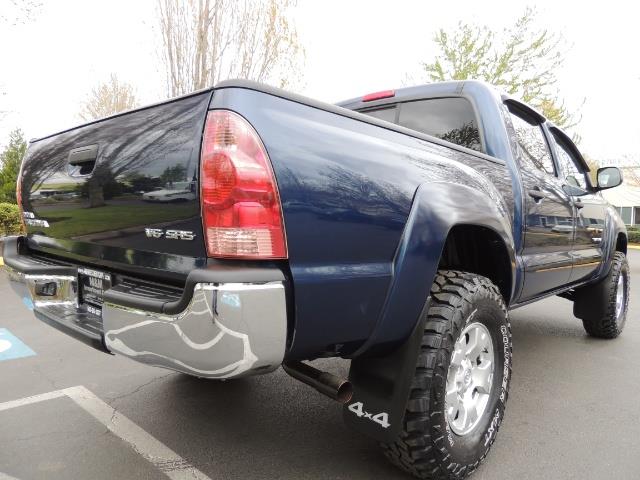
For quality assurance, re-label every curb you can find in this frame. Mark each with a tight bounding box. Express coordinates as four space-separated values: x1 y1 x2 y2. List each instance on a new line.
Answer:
629 244 640 251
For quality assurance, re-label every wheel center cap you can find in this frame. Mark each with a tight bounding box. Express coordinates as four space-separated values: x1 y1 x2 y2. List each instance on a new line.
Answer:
463 368 472 386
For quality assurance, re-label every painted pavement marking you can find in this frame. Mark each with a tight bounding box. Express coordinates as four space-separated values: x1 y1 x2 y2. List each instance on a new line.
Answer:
0 386 212 480
0 328 35 362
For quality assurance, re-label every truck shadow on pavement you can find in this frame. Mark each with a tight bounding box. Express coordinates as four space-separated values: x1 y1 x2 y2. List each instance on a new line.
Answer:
125 366 408 479
128 296 633 479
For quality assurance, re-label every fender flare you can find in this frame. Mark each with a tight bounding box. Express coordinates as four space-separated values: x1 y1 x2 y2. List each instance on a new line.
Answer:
594 205 628 279
344 181 516 442
349 181 516 359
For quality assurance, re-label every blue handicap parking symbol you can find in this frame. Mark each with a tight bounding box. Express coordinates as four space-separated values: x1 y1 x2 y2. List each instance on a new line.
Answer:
0 328 36 361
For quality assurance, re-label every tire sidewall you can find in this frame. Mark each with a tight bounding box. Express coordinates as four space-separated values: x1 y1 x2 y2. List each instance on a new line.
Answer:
614 255 631 330
436 290 512 465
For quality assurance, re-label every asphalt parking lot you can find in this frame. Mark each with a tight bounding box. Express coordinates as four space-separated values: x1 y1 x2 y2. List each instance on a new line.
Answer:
1 250 639 480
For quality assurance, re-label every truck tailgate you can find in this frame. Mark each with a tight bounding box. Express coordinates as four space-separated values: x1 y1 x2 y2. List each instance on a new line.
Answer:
19 90 213 278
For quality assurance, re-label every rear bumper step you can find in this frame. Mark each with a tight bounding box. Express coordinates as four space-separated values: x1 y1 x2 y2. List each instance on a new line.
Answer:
2 236 288 379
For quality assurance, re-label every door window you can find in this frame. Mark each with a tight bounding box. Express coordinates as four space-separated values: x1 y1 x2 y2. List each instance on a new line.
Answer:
551 132 588 190
508 111 556 175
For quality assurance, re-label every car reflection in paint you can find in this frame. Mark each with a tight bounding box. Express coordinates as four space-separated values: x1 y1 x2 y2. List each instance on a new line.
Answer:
142 181 197 203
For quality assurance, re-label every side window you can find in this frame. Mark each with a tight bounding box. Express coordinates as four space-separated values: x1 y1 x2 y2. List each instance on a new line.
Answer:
509 111 555 175
551 133 588 190
360 107 396 123
397 98 482 152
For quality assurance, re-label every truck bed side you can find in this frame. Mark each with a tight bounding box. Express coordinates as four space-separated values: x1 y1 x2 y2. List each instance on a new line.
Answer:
210 82 516 359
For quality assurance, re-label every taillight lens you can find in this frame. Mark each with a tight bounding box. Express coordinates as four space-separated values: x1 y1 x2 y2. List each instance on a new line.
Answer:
16 162 25 231
200 110 287 259
16 173 22 207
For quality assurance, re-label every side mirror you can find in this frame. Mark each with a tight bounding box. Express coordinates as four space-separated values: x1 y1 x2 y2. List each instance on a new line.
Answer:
596 166 623 190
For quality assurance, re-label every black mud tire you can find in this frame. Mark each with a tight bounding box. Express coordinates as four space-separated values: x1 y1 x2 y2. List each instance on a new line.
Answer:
574 252 630 339
382 270 512 480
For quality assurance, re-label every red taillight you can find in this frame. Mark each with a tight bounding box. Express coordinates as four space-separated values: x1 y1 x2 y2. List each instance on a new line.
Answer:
362 90 395 102
200 110 287 259
16 175 22 206
16 163 25 230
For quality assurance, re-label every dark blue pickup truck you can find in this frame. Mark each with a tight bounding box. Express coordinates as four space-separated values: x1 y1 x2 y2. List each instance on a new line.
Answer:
2 79 629 479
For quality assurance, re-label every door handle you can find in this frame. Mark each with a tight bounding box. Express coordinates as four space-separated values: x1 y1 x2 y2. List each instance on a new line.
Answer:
527 188 546 201
68 144 99 176
68 144 98 165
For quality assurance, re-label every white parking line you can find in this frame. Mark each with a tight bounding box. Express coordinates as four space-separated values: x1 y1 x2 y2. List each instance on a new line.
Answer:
0 386 212 480
0 389 66 411
0 472 22 480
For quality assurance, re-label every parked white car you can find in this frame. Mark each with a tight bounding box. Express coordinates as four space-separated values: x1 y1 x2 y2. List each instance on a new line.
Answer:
142 182 196 202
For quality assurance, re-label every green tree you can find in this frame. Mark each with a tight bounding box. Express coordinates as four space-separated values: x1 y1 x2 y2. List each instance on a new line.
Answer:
0 202 22 235
422 8 579 130
0 128 27 203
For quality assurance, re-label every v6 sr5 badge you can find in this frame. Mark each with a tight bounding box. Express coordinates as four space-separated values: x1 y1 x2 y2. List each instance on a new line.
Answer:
145 228 196 240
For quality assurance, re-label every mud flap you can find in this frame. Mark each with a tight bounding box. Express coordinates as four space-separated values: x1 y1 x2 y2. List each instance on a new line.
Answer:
343 300 429 443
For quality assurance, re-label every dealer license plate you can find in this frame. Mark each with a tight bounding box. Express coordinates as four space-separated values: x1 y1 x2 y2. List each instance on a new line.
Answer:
78 267 112 316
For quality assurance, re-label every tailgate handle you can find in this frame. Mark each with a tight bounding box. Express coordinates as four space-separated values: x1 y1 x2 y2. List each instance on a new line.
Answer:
68 144 99 175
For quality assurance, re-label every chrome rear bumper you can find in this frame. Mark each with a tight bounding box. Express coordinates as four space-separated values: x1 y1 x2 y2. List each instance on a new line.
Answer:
2 237 288 379
103 282 287 378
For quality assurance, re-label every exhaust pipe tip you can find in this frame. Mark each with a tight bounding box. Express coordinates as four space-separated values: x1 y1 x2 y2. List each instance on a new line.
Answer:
335 380 353 404
283 361 353 404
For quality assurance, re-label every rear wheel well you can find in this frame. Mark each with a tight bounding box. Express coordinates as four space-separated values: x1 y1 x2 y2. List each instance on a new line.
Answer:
438 225 512 304
615 232 627 254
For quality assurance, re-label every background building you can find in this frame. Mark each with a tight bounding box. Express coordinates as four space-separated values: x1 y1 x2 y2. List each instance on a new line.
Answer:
602 184 640 226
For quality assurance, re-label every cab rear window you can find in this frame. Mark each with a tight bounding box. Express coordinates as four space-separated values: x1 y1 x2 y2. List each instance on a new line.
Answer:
360 97 482 152
360 107 396 123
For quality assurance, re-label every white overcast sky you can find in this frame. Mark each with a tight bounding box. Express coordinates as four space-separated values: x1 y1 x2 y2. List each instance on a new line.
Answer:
1 0 639 163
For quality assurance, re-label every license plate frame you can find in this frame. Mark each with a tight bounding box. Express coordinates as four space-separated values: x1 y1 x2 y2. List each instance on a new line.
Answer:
78 267 112 316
